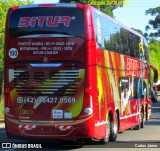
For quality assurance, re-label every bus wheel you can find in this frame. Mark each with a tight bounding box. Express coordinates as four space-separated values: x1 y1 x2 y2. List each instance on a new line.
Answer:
133 123 140 130
140 112 145 128
6 131 12 139
100 116 111 144
109 113 118 142
145 106 148 121
133 116 141 130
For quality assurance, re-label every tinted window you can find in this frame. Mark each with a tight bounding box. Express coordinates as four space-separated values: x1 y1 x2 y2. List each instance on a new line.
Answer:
92 9 141 59
119 77 146 100
9 7 85 38
143 37 149 62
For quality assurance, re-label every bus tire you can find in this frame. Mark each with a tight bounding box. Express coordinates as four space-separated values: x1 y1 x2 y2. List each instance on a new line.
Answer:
6 132 11 138
140 111 145 128
133 123 140 130
5 122 13 138
100 116 110 144
6 129 14 139
109 113 118 142
133 115 141 130
145 105 148 121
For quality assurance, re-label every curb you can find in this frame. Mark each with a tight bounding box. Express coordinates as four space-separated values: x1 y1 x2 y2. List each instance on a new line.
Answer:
0 119 5 128
0 123 5 128
0 119 4 122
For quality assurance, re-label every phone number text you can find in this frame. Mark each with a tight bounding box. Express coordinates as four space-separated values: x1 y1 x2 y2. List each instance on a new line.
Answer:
22 97 76 104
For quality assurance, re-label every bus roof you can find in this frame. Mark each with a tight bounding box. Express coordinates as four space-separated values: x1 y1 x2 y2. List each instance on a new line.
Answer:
91 5 143 38
11 3 82 9
10 3 143 39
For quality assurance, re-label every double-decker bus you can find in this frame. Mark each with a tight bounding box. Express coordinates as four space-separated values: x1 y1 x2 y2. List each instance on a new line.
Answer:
4 3 158 143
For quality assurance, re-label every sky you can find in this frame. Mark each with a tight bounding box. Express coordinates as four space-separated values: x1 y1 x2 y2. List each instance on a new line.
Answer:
113 0 159 33
33 0 159 33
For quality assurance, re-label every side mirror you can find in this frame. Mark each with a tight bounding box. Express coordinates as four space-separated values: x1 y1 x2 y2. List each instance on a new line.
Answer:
149 64 158 83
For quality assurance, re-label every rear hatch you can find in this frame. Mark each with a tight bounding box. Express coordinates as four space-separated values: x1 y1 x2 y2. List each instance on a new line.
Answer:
6 5 86 121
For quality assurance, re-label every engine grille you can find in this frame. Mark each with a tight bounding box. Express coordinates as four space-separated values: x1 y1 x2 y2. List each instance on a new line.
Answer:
11 63 84 96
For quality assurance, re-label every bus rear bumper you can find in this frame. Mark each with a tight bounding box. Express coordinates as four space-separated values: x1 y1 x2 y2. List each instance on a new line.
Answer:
5 116 94 141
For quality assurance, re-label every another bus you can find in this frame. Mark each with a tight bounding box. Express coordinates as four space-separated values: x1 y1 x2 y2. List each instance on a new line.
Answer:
4 3 158 143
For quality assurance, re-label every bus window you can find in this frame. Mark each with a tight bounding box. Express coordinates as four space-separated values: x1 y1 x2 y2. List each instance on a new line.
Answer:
9 7 85 38
143 37 149 62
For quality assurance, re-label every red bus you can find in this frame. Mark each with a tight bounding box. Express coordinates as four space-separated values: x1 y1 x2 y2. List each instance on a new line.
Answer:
4 3 158 143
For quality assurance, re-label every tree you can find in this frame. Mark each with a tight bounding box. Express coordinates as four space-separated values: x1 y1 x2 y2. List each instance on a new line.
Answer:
132 28 143 35
0 0 33 93
145 6 160 41
59 0 125 17
149 40 160 82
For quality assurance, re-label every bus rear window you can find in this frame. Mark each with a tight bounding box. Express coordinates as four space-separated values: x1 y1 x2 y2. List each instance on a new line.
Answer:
9 7 85 38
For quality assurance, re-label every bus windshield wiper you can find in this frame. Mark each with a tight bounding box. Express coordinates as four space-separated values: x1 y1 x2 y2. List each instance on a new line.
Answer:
10 30 84 38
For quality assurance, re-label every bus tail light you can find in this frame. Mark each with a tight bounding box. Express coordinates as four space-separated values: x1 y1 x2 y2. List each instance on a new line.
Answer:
4 88 15 117
12 6 19 11
79 88 93 118
5 107 11 114
76 4 83 9
39 4 56 7
5 88 11 107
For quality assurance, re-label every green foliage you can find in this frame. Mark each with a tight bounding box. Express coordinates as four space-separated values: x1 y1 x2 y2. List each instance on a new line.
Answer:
132 28 143 35
145 6 160 40
149 40 160 81
0 0 33 88
0 96 4 119
59 0 125 17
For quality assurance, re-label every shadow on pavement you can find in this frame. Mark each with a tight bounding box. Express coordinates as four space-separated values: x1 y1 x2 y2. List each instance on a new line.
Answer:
1 102 160 150
145 101 160 126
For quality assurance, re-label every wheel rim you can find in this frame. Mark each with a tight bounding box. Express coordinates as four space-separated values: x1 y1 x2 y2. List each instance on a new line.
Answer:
113 121 118 135
141 112 144 127
105 118 110 141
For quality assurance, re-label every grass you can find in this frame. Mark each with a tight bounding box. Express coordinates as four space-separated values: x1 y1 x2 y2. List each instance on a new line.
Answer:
0 95 4 119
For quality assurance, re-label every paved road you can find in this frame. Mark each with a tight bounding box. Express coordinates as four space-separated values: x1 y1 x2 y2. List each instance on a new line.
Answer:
0 102 160 150
116 101 160 142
